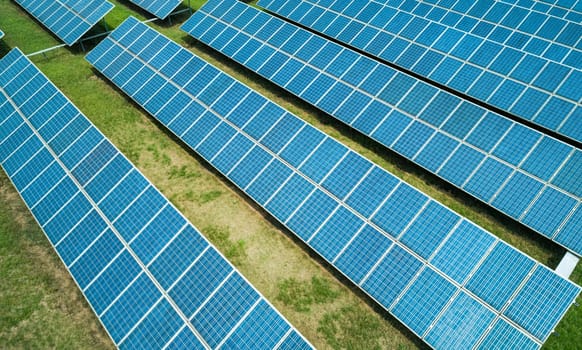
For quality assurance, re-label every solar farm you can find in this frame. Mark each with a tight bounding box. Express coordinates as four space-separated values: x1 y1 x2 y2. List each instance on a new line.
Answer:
0 0 580 349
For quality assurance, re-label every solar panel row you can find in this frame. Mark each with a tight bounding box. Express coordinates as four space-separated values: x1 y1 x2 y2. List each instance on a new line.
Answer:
86 17 580 349
0 47 312 350
372 0 582 63
182 0 582 256
422 0 582 22
14 0 113 46
126 0 183 20
499 0 582 19
257 0 582 144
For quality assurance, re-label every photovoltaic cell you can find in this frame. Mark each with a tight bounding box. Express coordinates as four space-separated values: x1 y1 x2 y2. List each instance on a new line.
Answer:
86 17 580 350
425 292 496 349
0 48 311 350
183 0 582 256
391 267 457 336
476 319 538 350
14 0 114 46
258 0 582 143
125 0 182 19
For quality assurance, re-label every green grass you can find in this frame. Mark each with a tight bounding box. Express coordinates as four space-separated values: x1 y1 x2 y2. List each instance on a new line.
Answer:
0 0 580 349
169 164 202 180
197 190 223 203
203 225 247 266
319 305 394 350
0 174 113 349
277 277 341 312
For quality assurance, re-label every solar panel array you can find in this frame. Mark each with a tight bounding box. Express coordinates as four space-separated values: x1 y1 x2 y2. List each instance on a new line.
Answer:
182 0 582 256
372 0 582 65
499 0 582 18
0 47 312 350
87 17 581 350
126 0 182 19
500 0 582 19
257 0 582 144
14 0 113 45
421 0 582 21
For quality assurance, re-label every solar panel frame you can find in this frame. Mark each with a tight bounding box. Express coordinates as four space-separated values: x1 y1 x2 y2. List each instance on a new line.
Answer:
87 16 580 349
125 0 183 20
257 0 582 144
182 0 582 257
0 47 312 350
13 0 114 45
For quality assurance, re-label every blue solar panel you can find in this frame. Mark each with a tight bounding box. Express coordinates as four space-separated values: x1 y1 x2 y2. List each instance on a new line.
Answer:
258 0 582 144
86 17 580 349
0 47 311 349
425 292 496 349
0 29 4 39
392 267 457 336
466 243 536 310
182 0 582 256
309 206 364 260
14 0 113 46
126 0 182 20
505 266 582 341
362 245 424 307
334 225 392 283
477 318 538 350
399 201 460 259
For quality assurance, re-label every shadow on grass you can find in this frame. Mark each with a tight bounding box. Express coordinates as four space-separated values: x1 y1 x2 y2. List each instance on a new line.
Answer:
0 40 11 57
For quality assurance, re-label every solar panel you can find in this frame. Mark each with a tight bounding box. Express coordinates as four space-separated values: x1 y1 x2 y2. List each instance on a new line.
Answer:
0 47 312 350
86 17 581 349
425 0 582 22
13 0 114 45
372 0 582 51
125 0 182 20
257 0 582 144
0 30 4 39
182 0 582 257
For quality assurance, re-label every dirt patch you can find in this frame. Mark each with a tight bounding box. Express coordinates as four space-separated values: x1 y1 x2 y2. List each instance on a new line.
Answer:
0 179 30 230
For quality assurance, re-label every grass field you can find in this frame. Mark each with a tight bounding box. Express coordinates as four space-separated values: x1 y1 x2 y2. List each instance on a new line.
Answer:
0 0 580 349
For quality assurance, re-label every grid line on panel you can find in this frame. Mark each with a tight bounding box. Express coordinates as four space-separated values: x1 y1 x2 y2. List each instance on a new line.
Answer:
215 298 262 348
116 297 165 346
98 270 147 318
189 270 236 320
165 245 210 293
65 225 109 269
